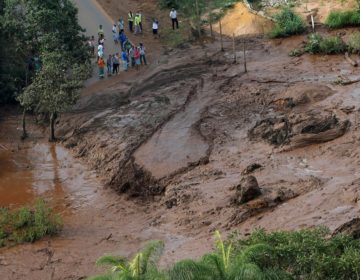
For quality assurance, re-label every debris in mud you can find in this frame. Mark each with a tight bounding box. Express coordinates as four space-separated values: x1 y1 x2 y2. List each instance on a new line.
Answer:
242 163 263 175
233 176 262 204
290 119 350 149
249 117 291 146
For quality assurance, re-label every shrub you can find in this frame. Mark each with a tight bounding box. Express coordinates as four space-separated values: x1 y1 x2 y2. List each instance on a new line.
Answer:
348 33 360 53
88 228 360 280
325 10 360 28
305 33 346 54
319 36 347 54
0 199 62 247
270 7 306 38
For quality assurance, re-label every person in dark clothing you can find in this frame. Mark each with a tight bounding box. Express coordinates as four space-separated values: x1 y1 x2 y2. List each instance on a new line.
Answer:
112 53 120 75
128 11 134 32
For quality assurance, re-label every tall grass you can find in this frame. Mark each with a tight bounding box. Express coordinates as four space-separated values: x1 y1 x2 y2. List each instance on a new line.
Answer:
325 10 360 28
0 199 62 247
348 33 360 53
270 7 306 38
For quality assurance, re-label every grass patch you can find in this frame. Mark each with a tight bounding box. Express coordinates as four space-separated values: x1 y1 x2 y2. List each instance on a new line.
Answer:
88 228 360 280
325 10 360 29
348 32 360 53
0 199 62 247
160 24 190 48
305 33 346 54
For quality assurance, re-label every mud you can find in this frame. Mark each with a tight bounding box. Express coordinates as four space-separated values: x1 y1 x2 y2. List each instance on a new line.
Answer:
3 1 360 279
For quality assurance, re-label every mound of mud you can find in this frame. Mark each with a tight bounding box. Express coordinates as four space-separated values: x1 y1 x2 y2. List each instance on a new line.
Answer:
271 84 336 110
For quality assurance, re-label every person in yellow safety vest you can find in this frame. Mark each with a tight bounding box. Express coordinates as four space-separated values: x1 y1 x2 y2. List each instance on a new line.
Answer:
134 13 141 34
128 11 134 32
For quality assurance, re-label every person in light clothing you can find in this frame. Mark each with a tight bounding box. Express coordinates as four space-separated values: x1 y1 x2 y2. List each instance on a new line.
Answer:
152 18 159 38
169 8 179 30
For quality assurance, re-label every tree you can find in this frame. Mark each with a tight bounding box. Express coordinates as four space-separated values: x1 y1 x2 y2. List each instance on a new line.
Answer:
18 51 89 141
89 240 166 280
4 0 91 139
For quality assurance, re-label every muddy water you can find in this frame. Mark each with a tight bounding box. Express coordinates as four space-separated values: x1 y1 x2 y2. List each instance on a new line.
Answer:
0 114 100 211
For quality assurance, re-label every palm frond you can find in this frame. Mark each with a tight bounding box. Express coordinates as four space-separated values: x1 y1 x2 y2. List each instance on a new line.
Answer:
201 253 225 279
231 263 263 280
96 255 129 272
129 252 142 277
140 240 165 273
168 259 211 280
237 243 278 268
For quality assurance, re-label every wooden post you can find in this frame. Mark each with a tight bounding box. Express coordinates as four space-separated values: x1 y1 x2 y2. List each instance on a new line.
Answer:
243 39 247 73
195 0 201 39
220 19 224 51
209 12 213 39
311 15 315 32
233 33 236 63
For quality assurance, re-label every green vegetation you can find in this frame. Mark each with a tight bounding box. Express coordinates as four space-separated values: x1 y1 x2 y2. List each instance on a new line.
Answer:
88 228 360 280
348 32 360 53
0 0 91 140
0 199 62 247
270 7 306 38
325 10 360 28
305 33 346 54
89 240 166 280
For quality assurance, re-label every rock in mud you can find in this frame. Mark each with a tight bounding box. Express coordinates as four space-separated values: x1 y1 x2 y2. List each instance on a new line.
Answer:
234 176 262 204
242 163 263 175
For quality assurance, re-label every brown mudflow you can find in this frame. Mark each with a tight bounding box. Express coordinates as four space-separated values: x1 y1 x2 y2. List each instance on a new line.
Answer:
2 1 360 279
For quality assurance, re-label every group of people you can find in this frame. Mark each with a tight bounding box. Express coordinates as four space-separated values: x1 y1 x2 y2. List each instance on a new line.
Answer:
89 8 180 79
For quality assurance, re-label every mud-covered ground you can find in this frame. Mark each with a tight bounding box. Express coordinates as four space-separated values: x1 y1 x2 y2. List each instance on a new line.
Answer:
3 3 360 279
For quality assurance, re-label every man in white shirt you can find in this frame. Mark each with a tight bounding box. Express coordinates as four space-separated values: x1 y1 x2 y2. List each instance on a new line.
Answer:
169 8 179 30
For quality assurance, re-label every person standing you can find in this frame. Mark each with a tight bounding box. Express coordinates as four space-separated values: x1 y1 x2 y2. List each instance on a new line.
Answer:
170 8 179 30
112 24 118 44
88 35 95 56
139 43 147 65
98 56 105 79
152 18 159 38
134 47 141 71
138 11 143 33
134 13 141 34
121 50 128 71
128 11 134 32
97 44 104 60
118 18 125 34
119 31 127 51
98 24 104 38
107 54 113 76
112 53 120 75
129 45 135 68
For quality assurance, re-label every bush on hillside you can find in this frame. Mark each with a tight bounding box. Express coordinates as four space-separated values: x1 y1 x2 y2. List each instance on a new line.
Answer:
348 33 360 53
305 33 346 54
325 10 360 28
270 7 306 38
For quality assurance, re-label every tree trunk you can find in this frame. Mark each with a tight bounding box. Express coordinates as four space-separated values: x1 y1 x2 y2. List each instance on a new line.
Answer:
49 112 57 142
21 109 27 140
